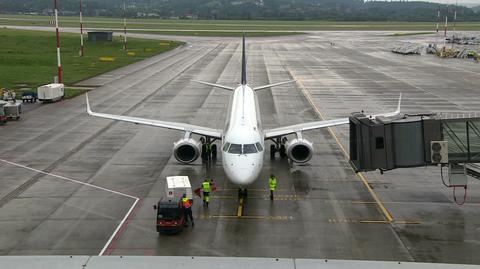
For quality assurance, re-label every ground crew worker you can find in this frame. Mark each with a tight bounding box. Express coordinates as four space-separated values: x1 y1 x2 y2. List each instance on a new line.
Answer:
269 174 277 200
202 178 212 206
182 194 194 227
205 138 212 162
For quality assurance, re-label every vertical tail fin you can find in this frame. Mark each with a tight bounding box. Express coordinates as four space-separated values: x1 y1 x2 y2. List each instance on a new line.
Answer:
241 33 247 85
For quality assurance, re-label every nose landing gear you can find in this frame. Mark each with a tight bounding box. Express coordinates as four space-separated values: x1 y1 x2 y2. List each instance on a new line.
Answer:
238 188 248 199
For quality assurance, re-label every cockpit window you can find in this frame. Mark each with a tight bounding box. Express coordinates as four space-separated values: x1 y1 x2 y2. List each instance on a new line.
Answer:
228 144 242 154
255 142 263 152
223 142 230 152
243 144 258 154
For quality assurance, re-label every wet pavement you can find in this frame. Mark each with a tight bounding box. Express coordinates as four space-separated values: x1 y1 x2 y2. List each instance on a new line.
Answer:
0 31 480 264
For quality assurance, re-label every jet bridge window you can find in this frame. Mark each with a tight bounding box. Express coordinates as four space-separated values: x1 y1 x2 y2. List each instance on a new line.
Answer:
228 144 242 154
243 144 258 154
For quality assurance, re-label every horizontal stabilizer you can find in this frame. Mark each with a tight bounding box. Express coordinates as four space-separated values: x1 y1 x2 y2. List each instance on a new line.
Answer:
192 80 235 91
253 80 296 91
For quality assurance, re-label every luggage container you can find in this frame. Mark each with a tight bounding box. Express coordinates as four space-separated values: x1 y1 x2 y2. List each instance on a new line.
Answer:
165 176 193 199
37 83 64 103
4 101 22 121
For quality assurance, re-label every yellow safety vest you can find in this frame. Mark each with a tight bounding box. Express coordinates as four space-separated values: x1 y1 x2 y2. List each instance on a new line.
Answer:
202 181 211 192
269 177 277 191
182 197 192 208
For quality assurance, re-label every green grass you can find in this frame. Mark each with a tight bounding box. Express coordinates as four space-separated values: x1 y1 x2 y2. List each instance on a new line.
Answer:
0 28 183 93
1 14 480 31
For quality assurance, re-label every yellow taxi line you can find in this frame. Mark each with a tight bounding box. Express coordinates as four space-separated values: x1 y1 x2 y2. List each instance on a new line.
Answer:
294 77 394 223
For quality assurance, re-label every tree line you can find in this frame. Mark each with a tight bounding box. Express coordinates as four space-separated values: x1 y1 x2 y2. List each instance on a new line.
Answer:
1 0 479 21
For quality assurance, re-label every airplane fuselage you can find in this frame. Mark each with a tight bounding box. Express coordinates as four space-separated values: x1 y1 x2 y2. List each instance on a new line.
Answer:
222 85 264 186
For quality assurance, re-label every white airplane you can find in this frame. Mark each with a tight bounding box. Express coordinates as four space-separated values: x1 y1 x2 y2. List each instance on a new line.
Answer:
86 35 401 197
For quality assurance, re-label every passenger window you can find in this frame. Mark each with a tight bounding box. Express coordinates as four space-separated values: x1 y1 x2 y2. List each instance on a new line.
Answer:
243 144 258 154
255 142 263 151
228 144 242 154
223 142 230 152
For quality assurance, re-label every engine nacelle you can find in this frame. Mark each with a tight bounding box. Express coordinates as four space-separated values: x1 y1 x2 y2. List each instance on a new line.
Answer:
173 138 201 164
286 138 314 163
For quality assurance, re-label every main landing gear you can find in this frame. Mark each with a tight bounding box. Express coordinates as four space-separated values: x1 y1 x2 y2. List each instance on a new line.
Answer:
238 188 248 199
270 137 287 159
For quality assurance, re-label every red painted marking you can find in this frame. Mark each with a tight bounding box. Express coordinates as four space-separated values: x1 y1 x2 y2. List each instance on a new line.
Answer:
103 198 144 255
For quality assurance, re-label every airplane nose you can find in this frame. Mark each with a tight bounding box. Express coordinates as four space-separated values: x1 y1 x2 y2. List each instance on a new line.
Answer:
228 167 257 187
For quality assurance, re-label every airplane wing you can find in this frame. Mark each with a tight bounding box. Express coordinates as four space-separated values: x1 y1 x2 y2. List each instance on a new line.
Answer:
86 94 222 139
264 118 349 139
253 80 296 91
264 94 401 139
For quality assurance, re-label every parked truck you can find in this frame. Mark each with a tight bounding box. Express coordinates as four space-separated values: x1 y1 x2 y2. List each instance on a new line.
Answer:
37 83 64 103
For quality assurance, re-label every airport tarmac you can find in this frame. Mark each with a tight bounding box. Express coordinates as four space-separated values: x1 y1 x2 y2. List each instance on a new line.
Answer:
1 31 480 264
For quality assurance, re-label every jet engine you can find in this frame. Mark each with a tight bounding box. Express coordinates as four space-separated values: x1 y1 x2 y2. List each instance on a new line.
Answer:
286 138 313 163
173 138 201 164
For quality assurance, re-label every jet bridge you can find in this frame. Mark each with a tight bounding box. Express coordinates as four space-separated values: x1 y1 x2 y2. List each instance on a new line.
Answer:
349 112 480 204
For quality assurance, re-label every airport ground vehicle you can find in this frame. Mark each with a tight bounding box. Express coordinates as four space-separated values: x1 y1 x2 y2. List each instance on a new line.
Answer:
153 176 193 234
0 101 7 125
154 198 185 234
38 83 64 103
4 101 22 120
22 92 37 103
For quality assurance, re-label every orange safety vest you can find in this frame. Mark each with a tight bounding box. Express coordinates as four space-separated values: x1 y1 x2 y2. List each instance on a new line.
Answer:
182 198 192 209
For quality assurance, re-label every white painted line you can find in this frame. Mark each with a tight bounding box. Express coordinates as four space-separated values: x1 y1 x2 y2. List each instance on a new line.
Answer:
0 158 140 256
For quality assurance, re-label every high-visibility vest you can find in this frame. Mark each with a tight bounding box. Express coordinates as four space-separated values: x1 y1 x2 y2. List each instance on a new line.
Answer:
269 177 277 191
182 197 192 209
202 181 211 192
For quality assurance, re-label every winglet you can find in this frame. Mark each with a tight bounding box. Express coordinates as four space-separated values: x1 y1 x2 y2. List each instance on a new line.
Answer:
395 93 402 114
241 33 247 85
370 93 402 119
86 93 92 115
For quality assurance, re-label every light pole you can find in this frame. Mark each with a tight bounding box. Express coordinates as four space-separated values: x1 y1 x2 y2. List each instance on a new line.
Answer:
54 0 62 83
123 1 127 50
79 0 84 56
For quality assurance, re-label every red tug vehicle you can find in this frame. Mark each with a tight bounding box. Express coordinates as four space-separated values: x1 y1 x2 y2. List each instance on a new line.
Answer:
153 176 193 234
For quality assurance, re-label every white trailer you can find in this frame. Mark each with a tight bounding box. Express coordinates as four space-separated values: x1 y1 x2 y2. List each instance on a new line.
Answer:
37 83 64 103
165 176 193 199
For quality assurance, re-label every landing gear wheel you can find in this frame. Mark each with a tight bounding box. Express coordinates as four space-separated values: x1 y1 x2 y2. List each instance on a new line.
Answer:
270 144 276 159
238 188 248 199
279 144 286 158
